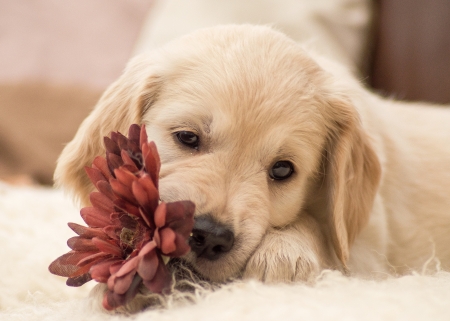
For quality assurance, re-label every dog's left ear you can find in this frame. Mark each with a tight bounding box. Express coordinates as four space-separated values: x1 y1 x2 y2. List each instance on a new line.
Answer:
323 98 381 267
54 55 161 206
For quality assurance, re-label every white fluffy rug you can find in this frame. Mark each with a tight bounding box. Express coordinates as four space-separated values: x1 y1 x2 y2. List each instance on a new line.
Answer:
1 182 450 321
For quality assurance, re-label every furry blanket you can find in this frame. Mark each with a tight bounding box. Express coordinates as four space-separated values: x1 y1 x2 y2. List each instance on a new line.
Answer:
1 182 449 320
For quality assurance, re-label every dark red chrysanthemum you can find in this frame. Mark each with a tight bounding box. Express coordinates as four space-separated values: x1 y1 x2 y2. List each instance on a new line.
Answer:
49 124 195 310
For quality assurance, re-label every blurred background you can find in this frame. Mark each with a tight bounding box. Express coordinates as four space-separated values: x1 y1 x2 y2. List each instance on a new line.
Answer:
0 0 449 186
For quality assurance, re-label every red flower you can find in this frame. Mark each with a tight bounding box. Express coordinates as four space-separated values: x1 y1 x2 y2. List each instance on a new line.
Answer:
49 124 195 310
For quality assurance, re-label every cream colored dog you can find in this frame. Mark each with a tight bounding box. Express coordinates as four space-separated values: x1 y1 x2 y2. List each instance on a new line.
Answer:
55 25 450 287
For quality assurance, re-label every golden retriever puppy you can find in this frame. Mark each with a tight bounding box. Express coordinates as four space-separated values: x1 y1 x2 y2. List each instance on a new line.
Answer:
55 25 450 288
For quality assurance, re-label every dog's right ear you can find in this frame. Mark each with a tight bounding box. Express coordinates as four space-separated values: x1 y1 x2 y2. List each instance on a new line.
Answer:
321 97 381 268
54 56 161 205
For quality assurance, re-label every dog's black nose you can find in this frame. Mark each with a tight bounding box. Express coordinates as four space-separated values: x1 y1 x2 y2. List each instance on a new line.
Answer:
189 215 234 261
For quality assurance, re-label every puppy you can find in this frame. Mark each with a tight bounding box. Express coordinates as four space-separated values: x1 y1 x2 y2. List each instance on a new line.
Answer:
55 25 450 288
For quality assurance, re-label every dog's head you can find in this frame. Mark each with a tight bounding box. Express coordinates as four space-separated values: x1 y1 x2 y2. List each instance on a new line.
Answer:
55 25 380 282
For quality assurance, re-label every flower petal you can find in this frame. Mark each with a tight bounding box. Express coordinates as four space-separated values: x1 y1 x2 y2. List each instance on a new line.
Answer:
90 258 122 283
170 232 191 257
132 179 159 221
80 207 111 228
90 192 115 214
107 272 116 291
92 156 113 181
96 180 116 201
103 225 120 240
114 167 138 188
109 261 123 275
48 251 98 277
67 273 92 287
131 180 149 210
138 208 152 229
102 292 118 311
113 269 137 295
67 236 98 251
120 150 140 172
69 260 94 277
107 152 124 174
139 124 148 149
154 202 167 227
139 174 159 208
153 228 161 248
110 212 137 230
103 274 142 310
92 237 122 257
104 136 120 155
141 142 160 188
77 252 112 267
142 257 171 294
165 201 195 225
68 222 108 239
137 246 159 281
112 131 128 150
110 178 136 204
159 228 177 255
113 199 141 217
124 143 142 164
138 240 157 257
128 124 141 146
165 201 196 238
115 256 140 278
84 166 107 186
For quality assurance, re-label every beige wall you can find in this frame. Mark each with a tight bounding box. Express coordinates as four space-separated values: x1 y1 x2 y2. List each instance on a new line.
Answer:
0 0 153 184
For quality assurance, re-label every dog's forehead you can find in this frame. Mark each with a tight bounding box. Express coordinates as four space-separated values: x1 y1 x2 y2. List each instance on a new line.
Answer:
158 28 326 127
157 58 325 149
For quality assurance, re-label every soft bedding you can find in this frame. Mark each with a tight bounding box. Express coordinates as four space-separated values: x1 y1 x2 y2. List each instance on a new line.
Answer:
1 182 449 321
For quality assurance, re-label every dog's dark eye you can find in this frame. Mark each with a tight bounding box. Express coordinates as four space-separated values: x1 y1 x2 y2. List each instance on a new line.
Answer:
176 131 199 149
269 161 294 180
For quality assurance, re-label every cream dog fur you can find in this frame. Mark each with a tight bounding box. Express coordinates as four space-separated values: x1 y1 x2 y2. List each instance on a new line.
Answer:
55 25 450 288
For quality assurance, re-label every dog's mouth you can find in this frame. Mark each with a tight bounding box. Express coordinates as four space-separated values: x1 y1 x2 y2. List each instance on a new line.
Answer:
159 200 262 282
172 252 228 283
171 233 250 284
166 257 224 293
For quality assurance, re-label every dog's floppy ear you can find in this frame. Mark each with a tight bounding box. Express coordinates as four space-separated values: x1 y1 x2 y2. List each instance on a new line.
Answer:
323 98 381 267
54 56 160 205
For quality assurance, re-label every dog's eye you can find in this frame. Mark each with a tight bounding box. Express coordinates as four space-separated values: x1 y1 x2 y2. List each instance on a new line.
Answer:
269 161 294 180
176 131 199 149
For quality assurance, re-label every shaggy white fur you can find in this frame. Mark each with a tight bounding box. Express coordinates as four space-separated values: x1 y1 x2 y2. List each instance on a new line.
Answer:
1 182 450 320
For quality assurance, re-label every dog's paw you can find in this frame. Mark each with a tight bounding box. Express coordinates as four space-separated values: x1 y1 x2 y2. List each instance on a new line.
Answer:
243 217 327 283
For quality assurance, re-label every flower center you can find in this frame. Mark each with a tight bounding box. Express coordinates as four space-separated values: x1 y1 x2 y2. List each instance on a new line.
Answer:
120 227 136 247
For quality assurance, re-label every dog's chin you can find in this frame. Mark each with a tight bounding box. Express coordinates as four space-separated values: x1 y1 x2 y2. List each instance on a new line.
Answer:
167 258 207 282
177 251 243 283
